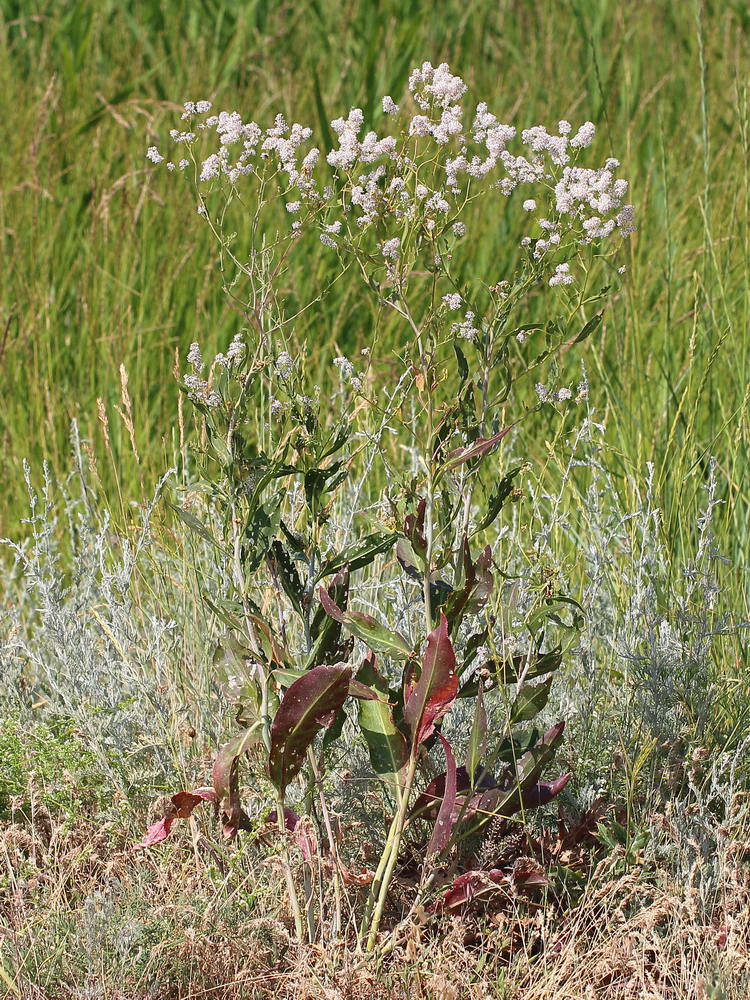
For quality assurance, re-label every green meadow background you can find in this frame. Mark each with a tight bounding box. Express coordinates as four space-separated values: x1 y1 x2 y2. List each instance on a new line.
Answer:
1 0 748 589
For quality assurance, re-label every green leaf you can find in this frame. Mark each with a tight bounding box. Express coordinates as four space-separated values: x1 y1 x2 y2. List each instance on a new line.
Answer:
573 311 604 344
269 664 352 795
167 500 225 552
473 465 523 534
509 676 554 725
356 652 409 787
212 634 261 709
212 723 262 839
268 540 304 616
317 530 395 581
319 588 412 659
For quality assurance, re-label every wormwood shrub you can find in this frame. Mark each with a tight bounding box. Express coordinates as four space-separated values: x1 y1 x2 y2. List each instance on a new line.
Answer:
141 62 633 950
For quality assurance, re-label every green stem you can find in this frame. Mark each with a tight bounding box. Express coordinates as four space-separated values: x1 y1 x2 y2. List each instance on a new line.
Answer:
275 790 305 942
365 754 419 951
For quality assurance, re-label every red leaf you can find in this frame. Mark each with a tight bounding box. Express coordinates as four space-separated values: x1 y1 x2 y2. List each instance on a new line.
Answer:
266 807 300 833
427 734 457 857
404 614 458 746
138 817 174 847
137 788 216 848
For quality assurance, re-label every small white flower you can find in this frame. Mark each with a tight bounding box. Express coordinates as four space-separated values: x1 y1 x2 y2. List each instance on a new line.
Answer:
187 342 204 370
535 383 550 402
320 234 337 248
381 237 400 260
442 293 463 310
286 201 301 213
549 262 574 286
333 356 354 380
522 199 537 212
275 352 294 379
558 120 572 135
555 387 573 401
452 222 466 237
570 121 596 148
146 146 164 164
382 96 399 114
618 265 627 274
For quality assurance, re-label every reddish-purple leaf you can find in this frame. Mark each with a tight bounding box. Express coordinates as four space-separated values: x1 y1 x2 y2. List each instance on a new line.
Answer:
427 734 458 857
444 426 512 469
429 871 495 913
410 767 496 825
473 721 567 824
266 807 301 832
139 817 174 847
137 788 216 848
430 861 549 913
404 614 458 747
213 725 262 840
521 772 572 809
269 663 352 795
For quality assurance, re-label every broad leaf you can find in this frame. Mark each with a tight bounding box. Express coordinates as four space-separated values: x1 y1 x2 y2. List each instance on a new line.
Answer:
521 772 572 809
509 676 554 725
319 588 412 659
318 531 395 581
269 664 352 795
474 464 523 534
356 652 409 788
404 614 458 747
474 720 566 823
443 425 511 471
137 787 217 847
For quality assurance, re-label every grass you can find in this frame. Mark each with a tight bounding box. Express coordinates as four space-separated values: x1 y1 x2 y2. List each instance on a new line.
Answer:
1 0 750 996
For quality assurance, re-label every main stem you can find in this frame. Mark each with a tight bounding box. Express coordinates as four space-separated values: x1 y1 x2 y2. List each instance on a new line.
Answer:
364 753 420 951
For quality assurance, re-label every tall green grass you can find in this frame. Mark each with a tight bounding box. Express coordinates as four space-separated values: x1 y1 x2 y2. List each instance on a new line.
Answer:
1 0 748 595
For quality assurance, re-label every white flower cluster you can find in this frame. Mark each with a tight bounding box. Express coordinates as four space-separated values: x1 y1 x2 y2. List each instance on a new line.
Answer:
183 341 221 407
333 355 364 392
451 310 480 341
535 381 587 404
214 332 245 368
150 63 633 288
149 101 323 202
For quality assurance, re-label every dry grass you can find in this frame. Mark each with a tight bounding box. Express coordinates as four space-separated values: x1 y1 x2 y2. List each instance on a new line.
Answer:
2 806 749 1000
